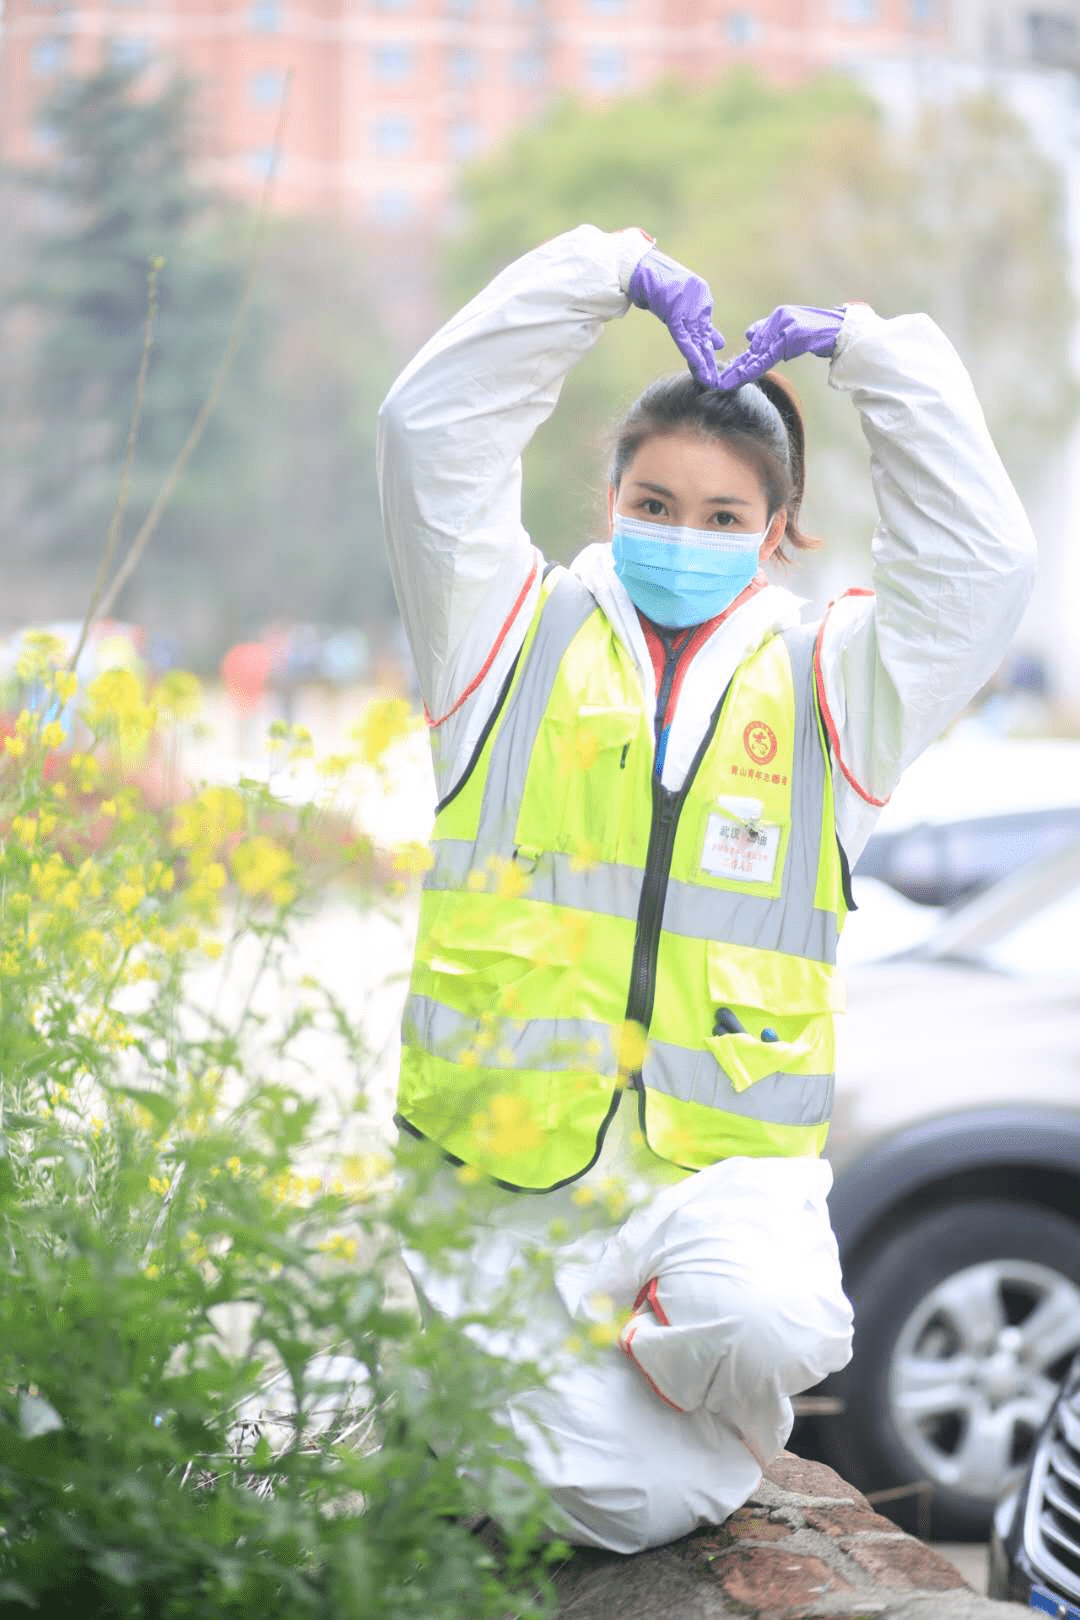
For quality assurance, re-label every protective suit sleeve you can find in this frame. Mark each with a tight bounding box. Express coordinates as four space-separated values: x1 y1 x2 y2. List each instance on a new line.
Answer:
816 304 1037 864
376 224 654 792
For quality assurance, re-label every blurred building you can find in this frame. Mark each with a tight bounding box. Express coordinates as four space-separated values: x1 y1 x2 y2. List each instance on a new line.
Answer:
3 0 1080 707
0 0 993 227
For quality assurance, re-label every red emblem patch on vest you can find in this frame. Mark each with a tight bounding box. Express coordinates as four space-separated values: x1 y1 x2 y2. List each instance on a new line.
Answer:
743 720 778 766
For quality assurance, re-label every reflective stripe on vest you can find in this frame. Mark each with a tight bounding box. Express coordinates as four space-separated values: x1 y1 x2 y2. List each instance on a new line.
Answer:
398 568 847 1190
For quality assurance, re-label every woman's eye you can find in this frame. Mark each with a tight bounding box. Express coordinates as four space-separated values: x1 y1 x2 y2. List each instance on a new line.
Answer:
641 498 666 517
713 512 738 527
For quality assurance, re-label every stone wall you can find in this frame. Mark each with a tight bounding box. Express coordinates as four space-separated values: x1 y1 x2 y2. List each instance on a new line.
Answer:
550 1453 1030 1619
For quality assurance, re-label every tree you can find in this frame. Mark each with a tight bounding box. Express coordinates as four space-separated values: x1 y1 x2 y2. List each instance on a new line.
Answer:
14 63 251 591
7 63 403 663
444 73 1076 589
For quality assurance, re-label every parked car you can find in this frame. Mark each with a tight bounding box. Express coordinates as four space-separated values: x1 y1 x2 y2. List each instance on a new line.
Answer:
989 1348 1080 1613
851 734 1080 909
796 837 1080 1541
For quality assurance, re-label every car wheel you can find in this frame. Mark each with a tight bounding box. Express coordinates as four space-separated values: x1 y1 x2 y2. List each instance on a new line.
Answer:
817 1198 1080 1540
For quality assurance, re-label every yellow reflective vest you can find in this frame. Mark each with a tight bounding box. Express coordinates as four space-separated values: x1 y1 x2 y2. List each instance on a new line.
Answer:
398 568 850 1191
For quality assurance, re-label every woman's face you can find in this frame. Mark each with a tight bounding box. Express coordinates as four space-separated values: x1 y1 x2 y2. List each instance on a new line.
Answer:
609 430 785 561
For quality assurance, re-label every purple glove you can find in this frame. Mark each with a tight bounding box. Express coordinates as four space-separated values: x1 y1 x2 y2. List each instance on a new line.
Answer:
628 248 725 388
717 305 846 390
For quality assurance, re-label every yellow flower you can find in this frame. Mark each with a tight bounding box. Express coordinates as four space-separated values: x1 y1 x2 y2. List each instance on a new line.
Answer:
71 753 102 792
231 836 296 904
143 1263 161 1279
40 721 65 751
586 1319 619 1350
390 842 434 878
317 753 352 779
100 800 117 818
491 856 529 900
82 669 156 751
472 1093 543 1160
616 1019 648 1076
317 1234 358 1261
154 670 202 721
455 1164 484 1187
226 1156 243 1176
12 817 37 847
51 781 67 801
3 735 25 758
50 670 78 704
570 1186 596 1208
202 940 223 960
15 631 65 683
352 698 416 766
148 1175 170 1197
115 884 144 915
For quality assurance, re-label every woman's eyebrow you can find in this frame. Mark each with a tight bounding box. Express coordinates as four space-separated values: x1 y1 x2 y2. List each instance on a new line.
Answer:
631 480 752 507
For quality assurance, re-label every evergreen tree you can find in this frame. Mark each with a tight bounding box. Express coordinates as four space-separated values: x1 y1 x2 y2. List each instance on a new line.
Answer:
17 61 250 592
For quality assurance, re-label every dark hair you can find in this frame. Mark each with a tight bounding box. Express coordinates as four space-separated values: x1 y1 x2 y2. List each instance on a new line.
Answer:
609 370 817 562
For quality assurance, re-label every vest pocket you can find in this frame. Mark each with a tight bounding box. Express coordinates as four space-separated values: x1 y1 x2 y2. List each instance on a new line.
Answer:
514 705 644 863
704 941 841 1094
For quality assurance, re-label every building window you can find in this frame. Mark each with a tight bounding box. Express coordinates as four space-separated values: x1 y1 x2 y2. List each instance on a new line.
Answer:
836 0 878 21
373 114 413 155
34 119 60 151
31 36 67 75
374 188 412 224
372 42 414 81
585 46 625 89
107 35 150 67
1027 10 1078 64
247 146 277 179
448 45 479 85
511 48 543 83
249 0 282 33
907 0 935 21
450 118 479 158
725 9 758 42
249 67 286 105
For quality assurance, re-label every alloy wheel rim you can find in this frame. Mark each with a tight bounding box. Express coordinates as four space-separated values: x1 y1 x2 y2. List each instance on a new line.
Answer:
887 1259 1080 1502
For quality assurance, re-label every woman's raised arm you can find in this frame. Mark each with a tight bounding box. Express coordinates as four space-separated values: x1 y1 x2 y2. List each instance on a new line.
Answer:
814 305 1038 861
376 224 652 782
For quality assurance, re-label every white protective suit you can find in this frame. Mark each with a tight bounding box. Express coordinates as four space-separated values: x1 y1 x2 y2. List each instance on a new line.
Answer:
376 225 1037 1554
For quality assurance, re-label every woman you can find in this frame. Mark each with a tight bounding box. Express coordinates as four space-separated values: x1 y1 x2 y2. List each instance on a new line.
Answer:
376 225 1036 1554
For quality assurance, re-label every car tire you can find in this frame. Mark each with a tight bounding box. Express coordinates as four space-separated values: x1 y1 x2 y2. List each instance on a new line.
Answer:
815 1198 1080 1541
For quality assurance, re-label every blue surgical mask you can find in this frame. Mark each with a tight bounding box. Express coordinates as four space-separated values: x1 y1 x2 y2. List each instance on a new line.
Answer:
611 514 765 630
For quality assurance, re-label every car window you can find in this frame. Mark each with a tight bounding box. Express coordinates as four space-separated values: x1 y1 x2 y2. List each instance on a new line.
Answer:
861 810 1080 908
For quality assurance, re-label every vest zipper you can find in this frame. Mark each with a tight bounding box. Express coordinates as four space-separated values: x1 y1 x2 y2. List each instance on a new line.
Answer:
623 674 735 1082
653 634 682 757
624 778 680 1042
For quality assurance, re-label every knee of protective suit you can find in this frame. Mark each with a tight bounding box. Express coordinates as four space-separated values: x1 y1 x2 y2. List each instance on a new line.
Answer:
618 1270 853 1419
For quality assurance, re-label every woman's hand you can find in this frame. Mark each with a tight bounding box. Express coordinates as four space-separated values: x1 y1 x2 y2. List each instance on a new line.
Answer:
628 248 726 388
717 305 847 390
